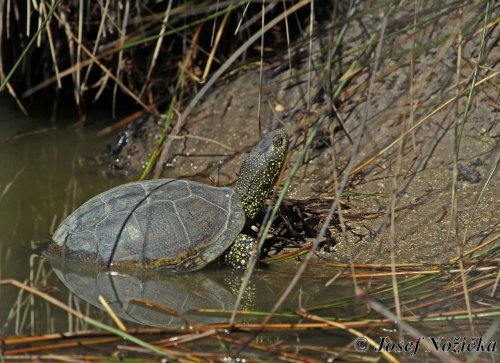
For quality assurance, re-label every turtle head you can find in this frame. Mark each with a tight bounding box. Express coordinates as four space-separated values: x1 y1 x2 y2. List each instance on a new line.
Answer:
235 128 288 221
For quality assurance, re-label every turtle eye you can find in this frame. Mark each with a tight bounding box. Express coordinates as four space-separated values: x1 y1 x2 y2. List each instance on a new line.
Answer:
273 137 283 148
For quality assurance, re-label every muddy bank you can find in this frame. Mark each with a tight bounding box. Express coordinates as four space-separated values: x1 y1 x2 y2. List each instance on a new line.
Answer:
106 0 498 266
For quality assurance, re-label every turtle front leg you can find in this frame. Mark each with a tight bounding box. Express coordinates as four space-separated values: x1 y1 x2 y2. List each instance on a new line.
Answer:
222 234 257 269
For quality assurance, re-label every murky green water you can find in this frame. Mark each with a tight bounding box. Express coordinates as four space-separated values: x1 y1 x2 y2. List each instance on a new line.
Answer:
0 97 130 334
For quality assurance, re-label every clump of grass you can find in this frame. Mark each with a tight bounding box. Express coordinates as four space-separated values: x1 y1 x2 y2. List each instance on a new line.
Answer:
0 0 307 121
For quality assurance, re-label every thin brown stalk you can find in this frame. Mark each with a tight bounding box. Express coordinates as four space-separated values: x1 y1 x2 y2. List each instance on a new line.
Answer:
410 279 496 311
0 167 25 204
234 1 251 35
129 298 181 317
40 0 62 88
306 0 313 110
141 0 173 98
407 0 419 153
112 0 130 119
450 233 499 262
160 329 217 347
26 0 31 36
96 110 145 136
295 310 398 363
83 0 112 89
216 334 322 363
171 134 235 151
75 0 84 114
97 295 126 331
257 0 265 135
3 337 120 356
282 0 293 75
202 3 230 82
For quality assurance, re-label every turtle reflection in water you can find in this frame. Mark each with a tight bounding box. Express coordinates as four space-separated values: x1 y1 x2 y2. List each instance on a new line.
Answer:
49 129 288 271
49 259 238 327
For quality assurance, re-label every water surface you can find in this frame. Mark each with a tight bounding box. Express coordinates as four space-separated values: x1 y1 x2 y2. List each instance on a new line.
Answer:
0 97 128 334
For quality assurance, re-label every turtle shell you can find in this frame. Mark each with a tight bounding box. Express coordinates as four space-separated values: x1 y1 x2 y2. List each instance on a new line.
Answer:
50 179 246 271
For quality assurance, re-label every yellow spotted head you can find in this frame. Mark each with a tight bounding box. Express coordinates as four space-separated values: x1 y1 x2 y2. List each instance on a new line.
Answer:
235 128 288 221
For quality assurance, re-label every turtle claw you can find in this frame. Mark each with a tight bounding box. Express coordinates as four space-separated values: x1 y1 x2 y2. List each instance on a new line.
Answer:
222 234 256 269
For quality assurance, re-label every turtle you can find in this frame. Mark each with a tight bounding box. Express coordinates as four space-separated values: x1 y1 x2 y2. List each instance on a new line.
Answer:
49 128 288 271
